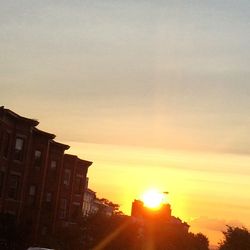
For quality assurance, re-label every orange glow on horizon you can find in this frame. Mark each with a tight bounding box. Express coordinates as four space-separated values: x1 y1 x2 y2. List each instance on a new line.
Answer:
65 141 250 245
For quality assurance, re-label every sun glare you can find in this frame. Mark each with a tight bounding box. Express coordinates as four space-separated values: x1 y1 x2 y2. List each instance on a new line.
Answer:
141 189 166 209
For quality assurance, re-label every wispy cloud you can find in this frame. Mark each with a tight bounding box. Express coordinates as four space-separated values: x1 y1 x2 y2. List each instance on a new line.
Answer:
190 216 244 232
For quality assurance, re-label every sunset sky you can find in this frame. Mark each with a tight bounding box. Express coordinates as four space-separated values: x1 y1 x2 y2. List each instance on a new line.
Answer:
1 0 250 245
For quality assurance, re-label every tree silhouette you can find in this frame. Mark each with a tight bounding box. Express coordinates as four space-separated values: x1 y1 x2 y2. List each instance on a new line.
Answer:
219 226 250 250
80 211 209 250
189 233 209 250
82 212 138 250
98 198 123 215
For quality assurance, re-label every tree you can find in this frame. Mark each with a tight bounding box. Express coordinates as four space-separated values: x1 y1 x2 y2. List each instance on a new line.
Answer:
82 211 139 250
189 232 209 250
98 198 123 215
219 226 250 250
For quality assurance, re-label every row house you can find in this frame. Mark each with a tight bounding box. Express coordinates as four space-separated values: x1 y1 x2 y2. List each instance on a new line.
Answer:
0 106 92 245
82 182 114 217
82 188 96 217
56 154 92 230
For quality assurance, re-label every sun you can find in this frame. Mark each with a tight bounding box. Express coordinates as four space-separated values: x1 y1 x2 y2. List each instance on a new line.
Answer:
141 189 165 209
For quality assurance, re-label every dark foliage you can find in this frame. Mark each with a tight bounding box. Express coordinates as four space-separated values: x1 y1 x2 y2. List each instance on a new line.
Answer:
81 212 209 250
98 198 123 215
0 211 210 250
219 226 250 250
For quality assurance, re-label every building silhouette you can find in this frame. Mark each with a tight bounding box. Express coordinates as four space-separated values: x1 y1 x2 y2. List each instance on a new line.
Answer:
0 106 92 245
131 199 172 220
131 197 189 232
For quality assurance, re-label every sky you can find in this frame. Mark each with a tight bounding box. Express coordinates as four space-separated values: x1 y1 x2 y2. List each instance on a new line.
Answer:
1 0 250 245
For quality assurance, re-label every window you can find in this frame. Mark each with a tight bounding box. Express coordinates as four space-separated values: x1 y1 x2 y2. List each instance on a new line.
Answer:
63 169 71 185
0 131 2 149
28 185 37 206
3 132 11 158
59 199 67 218
29 185 36 195
45 192 52 202
41 226 48 236
51 160 57 170
71 204 81 221
34 150 42 167
75 177 82 194
13 137 25 161
0 172 4 197
8 175 20 199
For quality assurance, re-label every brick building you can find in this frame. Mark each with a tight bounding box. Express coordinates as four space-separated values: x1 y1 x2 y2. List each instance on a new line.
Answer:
0 106 92 245
82 188 114 217
82 188 96 217
57 154 92 229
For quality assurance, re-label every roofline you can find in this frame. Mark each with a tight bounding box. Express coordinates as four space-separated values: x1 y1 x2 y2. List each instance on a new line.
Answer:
79 159 93 167
33 127 56 139
64 154 93 167
86 188 96 194
1 106 39 126
51 140 70 150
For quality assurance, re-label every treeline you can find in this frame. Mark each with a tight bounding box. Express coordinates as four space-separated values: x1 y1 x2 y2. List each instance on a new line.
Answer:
34 214 250 250
47 217 250 250
1 211 250 249
219 225 250 250
40 211 210 250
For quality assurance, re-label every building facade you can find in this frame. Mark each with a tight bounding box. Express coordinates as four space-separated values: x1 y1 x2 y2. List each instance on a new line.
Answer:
0 106 92 245
82 187 114 217
56 154 92 230
82 188 96 217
